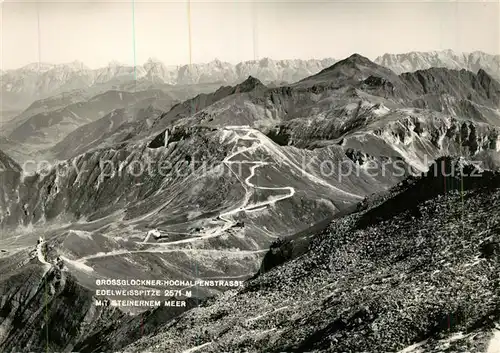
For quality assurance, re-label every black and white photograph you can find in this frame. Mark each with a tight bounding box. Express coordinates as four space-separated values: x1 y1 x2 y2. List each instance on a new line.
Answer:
0 0 499 352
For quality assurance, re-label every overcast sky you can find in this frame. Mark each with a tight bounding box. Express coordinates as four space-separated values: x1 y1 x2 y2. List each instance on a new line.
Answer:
1 0 499 70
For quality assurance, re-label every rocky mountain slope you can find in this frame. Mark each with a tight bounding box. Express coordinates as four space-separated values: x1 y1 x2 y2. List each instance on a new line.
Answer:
0 82 230 163
7 90 172 148
50 104 168 161
0 233 211 353
124 157 500 353
0 256 122 352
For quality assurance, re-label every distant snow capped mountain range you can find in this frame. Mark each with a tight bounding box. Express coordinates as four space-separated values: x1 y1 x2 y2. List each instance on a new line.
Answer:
374 49 500 77
0 57 336 95
1 50 498 111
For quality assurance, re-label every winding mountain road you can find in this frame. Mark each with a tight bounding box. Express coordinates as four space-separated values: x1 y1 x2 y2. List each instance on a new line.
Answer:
69 125 361 264
73 126 297 263
139 127 296 245
218 127 295 224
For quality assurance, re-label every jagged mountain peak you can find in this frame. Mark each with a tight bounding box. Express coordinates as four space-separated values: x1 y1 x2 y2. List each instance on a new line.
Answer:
210 58 224 65
399 65 500 107
258 57 274 66
438 48 458 56
345 53 374 64
324 53 390 76
145 57 162 64
410 66 470 77
476 68 500 96
51 61 89 72
107 60 127 68
235 75 266 91
18 62 55 73
143 57 167 72
329 53 378 68
477 68 494 82
298 53 398 87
